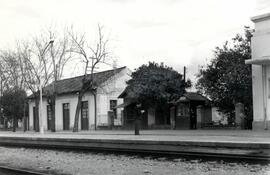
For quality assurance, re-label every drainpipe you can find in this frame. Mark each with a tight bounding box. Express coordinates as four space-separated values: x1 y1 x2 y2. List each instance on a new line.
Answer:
262 65 268 130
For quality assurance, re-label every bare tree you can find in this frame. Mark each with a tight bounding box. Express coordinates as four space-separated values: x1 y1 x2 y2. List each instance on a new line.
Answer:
0 52 14 129
0 50 25 90
69 25 110 132
0 26 74 132
18 38 53 132
0 64 4 129
0 50 27 131
45 27 75 132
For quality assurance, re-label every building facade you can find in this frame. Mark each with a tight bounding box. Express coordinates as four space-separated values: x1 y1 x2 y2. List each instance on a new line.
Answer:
118 92 215 130
28 67 131 131
245 13 270 130
170 92 211 130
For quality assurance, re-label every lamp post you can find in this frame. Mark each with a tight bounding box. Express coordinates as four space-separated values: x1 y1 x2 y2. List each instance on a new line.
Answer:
135 103 144 135
39 40 54 134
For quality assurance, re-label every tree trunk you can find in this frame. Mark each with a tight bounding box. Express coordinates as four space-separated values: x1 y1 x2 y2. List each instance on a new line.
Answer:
51 80 57 132
4 119 7 129
23 116 27 132
73 92 83 132
135 106 141 135
12 115 16 132
134 118 140 135
93 92 97 130
23 102 26 132
51 95 56 132
34 98 39 132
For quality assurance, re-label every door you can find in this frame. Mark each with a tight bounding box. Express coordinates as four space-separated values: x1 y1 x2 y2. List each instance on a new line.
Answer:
108 111 114 129
109 100 117 127
33 106 39 131
81 101 89 130
47 105 52 130
63 103 70 130
190 107 197 129
175 103 190 129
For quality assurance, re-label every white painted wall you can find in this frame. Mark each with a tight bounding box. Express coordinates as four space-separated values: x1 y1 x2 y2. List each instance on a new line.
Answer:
28 67 131 131
28 98 48 131
97 68 131 126
28 100 35 131
211 107 228 125
147 107 155 126
252 65 264 122
251 16 270 125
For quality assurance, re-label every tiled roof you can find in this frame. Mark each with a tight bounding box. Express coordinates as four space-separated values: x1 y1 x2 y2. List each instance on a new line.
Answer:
172 92 209 103
183 92 209 102
29 67 126 98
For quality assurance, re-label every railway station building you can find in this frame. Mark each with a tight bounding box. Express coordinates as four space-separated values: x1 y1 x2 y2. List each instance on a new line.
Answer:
28 67 131 131
246 13 270 130
117 90 222 130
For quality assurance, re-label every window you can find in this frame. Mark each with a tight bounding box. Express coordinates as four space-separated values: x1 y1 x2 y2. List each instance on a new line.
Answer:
63 103 70 130
47 105 52 130
63 103 70 110
110 100 117 119
47 105 52 120
81 101 88 119
177 104 189 117
110 100 117 110
33 106 38 131
81 101 89 130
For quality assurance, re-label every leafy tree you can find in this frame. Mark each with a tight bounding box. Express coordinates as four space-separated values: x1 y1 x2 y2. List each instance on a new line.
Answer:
196 27 253 125
1 87 27 132
125 62 190 135
126 62 190 108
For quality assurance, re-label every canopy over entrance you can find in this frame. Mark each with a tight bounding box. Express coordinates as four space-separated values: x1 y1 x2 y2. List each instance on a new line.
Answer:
245 57 270 65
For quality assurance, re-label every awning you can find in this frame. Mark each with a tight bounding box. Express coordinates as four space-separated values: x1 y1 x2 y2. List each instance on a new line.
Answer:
245 57 270 65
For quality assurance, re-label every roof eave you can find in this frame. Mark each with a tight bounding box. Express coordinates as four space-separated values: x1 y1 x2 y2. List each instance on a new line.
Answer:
245 57 270 65
251 13 270 23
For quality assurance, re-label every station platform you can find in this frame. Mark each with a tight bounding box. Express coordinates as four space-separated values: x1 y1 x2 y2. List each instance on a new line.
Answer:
0 130 269 160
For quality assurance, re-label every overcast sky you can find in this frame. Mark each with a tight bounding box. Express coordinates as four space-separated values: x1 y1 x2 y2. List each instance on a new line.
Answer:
0 0 267 85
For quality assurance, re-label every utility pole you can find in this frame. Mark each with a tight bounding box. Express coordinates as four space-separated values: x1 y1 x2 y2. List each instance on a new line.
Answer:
183 66 186 83
39 40 54 134
135 103 143 135
0 75 2 128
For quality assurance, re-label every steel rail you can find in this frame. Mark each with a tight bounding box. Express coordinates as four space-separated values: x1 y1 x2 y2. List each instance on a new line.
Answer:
0 165 50 175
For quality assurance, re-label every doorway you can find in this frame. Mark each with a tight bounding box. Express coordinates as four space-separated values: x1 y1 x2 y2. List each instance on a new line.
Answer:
33 106 39 131
63 103 70 130
81 101 89 130
47 105 52 130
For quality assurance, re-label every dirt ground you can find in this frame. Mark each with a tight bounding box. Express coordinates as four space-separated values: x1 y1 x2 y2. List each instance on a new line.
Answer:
0 147 269 175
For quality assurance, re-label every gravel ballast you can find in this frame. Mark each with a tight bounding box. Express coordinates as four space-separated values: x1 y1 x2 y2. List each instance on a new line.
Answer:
0 146 269 175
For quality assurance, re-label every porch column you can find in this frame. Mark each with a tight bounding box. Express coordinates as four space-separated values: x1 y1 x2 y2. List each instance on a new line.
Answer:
170 107 176 129
147 107 155 128
245 13 270 131
235 103 245 129
196 105 203 129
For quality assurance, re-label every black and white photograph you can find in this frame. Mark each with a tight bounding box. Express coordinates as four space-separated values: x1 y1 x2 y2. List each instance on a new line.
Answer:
0 0 269 174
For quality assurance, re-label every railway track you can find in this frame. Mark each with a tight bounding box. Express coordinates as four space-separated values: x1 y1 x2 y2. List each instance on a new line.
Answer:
0 148 267 175
0 135 269 161
0 166 49 175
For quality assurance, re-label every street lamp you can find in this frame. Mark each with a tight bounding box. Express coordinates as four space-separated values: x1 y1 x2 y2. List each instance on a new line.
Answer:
135 103 143 135
39 40 54 134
